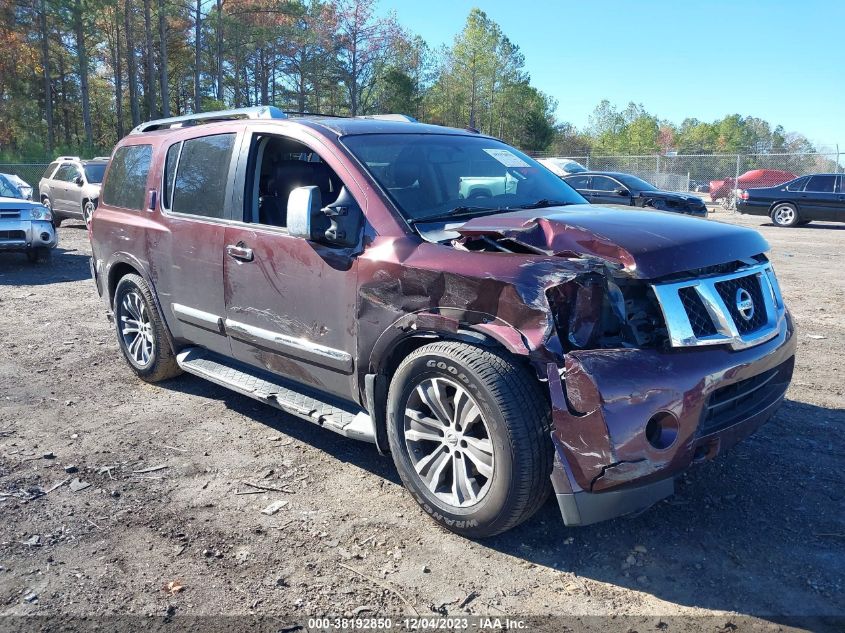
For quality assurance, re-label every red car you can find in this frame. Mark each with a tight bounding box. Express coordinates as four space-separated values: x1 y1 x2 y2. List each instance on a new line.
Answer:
710 169 798 202
89 107 795 537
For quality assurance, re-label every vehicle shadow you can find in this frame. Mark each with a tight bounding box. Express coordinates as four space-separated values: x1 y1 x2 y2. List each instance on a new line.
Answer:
155 376 844 623
0 247 91 285
759 222 845 230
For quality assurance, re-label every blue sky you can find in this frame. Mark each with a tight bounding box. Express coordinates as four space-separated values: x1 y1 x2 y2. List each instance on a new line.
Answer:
378 0 845 149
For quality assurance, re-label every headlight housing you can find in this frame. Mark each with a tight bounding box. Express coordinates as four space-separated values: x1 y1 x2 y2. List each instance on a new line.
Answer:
29 206 53 221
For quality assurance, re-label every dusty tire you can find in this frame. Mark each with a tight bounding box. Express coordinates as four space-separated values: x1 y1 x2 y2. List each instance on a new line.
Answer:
387 341 552 538
82 199 96 224
771 203 799 227
113 273 182 383
43 197 61 228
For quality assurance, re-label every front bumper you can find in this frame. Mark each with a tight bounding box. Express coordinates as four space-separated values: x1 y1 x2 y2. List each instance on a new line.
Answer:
547 313 796 526
0 219 58 251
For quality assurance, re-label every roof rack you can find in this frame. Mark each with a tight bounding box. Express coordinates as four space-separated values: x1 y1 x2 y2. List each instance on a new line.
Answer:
56 156 81 162
130 106 287 134
91 156 111 161
354 114 418 123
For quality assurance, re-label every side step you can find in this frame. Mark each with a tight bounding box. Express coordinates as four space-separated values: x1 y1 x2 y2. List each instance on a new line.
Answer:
176 347 376 443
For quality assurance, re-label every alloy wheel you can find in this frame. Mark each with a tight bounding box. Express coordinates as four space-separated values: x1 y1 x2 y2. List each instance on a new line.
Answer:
773 204 795 225
83 200 95 224
118 290 154 367
403 377 494 508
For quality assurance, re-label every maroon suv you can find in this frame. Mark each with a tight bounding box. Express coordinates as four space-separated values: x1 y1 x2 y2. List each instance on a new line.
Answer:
89 107 796 537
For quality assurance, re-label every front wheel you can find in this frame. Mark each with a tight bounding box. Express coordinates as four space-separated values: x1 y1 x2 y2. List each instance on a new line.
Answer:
26 247 51 264
82 199 96 224
771 202 799 227
387 341 553 538
113 273 182 382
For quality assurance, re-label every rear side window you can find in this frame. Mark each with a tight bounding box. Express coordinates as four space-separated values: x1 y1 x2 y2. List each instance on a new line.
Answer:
102 144 152 210
170 134 235 219
786 177 807 192
804 175 836 193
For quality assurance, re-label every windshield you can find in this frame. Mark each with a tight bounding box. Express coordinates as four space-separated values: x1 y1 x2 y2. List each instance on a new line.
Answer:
342 134 586 222
84 163 107 183
0 175 23 199
617 174 658 192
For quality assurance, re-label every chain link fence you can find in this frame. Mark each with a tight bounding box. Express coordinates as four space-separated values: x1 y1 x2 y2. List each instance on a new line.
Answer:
531 151 843 209
0 164 50 199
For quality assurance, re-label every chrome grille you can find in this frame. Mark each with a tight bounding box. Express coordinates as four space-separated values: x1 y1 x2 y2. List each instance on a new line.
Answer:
715 275 767 334
650 262 785 350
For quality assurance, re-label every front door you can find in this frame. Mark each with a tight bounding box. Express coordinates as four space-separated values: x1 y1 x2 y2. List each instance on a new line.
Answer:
589 175 632 205
51 165 76 212
222 130 361 400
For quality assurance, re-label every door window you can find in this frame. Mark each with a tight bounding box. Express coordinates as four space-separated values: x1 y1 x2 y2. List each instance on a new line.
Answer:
837 176 845 194
785 177 808 191
170 134 236 219
590 175 620 192
101 144 153 210
804 175 836 193
54 165 78 182
565 175 590 189
245 134 344 228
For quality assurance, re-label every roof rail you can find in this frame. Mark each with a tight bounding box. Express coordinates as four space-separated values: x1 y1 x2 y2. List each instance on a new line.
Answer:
355 114 418 123
91 156 111 161
130 106 287 134
56 156 81 162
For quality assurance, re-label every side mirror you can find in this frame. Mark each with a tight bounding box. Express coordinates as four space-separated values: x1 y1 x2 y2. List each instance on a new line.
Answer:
287 185 363 248
75 176 84 186
287 186 323 241
614 187 629 196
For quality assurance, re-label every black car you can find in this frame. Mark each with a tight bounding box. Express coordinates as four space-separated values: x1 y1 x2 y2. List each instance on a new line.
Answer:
563 171 708 217
736 173 844 227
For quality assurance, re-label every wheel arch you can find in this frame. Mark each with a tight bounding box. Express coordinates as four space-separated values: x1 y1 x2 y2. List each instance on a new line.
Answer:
362 310 538 454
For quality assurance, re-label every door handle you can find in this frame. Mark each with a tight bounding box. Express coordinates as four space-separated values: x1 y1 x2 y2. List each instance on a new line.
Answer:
226 243 254 262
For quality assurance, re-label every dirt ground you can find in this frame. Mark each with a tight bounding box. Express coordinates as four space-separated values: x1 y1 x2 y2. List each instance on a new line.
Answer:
0 211 842 632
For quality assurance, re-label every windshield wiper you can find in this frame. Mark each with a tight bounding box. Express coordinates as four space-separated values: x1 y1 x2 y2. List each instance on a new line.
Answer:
408 206 501 225
511 199 575 210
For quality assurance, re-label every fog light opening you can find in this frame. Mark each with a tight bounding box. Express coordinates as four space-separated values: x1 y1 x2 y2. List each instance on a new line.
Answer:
40 232 50 241
645 412 679 450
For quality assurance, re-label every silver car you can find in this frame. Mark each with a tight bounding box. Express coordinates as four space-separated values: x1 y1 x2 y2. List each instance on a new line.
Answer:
38 156 109 226
0 196 58 262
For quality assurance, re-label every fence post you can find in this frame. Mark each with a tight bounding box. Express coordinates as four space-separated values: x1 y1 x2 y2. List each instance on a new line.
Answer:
837 144 841 173
655 154 660 185
735 153 741 190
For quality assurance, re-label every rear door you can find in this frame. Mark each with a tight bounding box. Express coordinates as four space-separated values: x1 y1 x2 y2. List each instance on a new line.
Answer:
151 131 241 357
801 174 838 220
221 128 362 400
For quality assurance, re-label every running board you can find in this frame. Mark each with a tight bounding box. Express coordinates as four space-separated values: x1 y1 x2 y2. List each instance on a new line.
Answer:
176 347 376 443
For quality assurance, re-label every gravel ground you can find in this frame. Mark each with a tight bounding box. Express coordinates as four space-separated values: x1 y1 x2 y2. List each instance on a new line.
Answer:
0 212 842 632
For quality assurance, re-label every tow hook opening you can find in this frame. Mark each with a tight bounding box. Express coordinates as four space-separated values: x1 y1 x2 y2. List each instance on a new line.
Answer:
645 411 679 450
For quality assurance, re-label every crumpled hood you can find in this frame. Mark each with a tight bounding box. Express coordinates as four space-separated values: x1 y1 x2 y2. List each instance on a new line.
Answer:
456 204 769 279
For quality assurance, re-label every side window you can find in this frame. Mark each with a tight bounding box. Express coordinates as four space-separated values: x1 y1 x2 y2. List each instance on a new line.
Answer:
170 134 236 219
247 134 344 228
786 177 807 192
804 175 836 193
838 176 845 194
42 162 59 179
565 175 589 189
162 141 181 210
54 165 74 182
590 176 619 191
101 144 153 210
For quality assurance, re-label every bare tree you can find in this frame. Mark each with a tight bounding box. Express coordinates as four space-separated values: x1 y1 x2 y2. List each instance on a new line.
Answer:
193 0 201 112
38 0 53 152
142 0 157 118
72 0 93 147
215 0 223 102
157 0 169 116
124 0 140 126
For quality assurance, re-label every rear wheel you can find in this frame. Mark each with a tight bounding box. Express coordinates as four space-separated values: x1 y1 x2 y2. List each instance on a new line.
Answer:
113 273 182 382
387 341 552 538
771 202 799 227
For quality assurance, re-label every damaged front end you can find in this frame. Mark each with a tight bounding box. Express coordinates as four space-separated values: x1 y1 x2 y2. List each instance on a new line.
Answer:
451 208 796 526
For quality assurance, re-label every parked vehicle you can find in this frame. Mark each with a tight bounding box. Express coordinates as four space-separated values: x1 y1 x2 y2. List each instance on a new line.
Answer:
0 173 33 200
38 156 109 226
737 173 845 227
0 196 57 262
90 107 795 537
564 171 708 217
709 169 797 202
689 179 709 193
538 157 588 177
